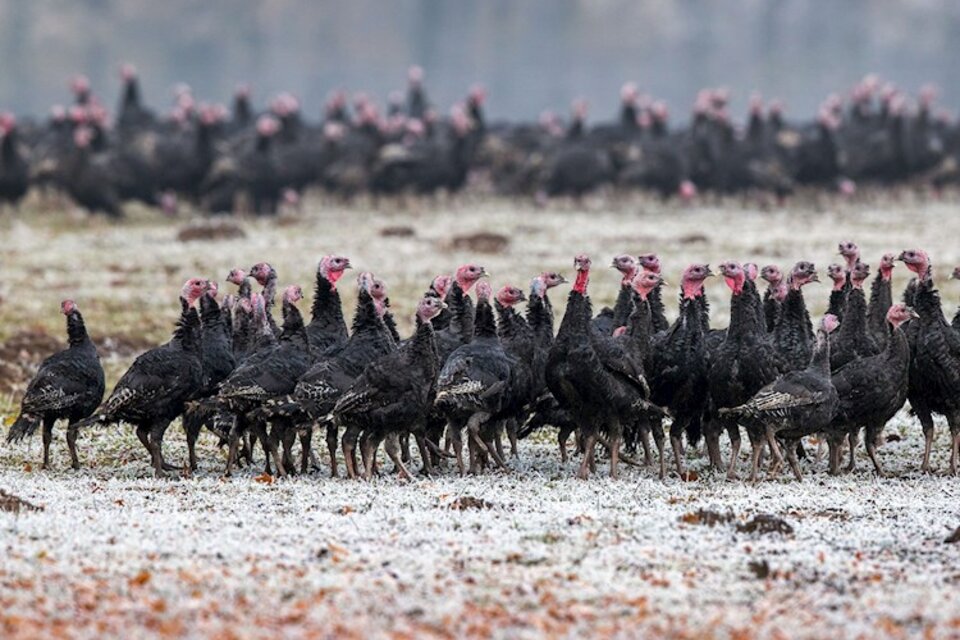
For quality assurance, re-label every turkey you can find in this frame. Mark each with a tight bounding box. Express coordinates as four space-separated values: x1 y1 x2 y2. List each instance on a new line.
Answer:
436 282 516 475
304 254 352 351
646 263 714 477
898 248 960 474
181 281 237 471
0 113 29 209
218 285 312 477
546 254 652 478
720 314 840 481
830 261 880 371
637 253 669 333
867 253 897 347
953 267 960 334
760 264 786 333
827 304 916 475
77 279 207 477
826 264 847 320
526 271 568 351
290 273 396 477
619 271 670 476
333 293 447 480
6 300 105 470
591 254 638 335
493 284 537 459
773 261 818 372
434 263 488 361
706 261 783 479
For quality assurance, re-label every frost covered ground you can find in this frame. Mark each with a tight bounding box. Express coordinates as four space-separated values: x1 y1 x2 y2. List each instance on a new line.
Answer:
2 194 960 638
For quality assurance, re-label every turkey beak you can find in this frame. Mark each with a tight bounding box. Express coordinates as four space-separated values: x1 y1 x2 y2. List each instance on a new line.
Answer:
517 292 527 302
479 268 490 279
809 273 821 283
704 266 714 278
896 251 907 263
659 279 669 287
909 309 920 319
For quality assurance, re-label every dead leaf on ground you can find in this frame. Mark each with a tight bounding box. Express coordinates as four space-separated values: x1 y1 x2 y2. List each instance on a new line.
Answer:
945 526 960 544
254 473 274 485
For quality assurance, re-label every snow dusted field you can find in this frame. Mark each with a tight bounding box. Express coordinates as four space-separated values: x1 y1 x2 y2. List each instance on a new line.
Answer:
2 194 960 638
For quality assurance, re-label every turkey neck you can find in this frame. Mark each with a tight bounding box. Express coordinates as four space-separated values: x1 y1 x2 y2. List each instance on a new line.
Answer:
647 283 669 332
411 316 437 362
446 283 476 344
838 288 868 339
65 311 92 347
2 128 17 161
495 302 525 342
810 329 832 376
122 78 141 110
526 292 554 347
557 290 591 342
473 299 498 340
913 276 947 325
727 284 762 341
827 288 846 321
349 289 381 334
308 272 347 337
884 324 911 366
781 287 813 340
612 282 635 328
173 298 202 353
280 300 310 352
868 271 893 330
625 298 652 348
200 294 225 327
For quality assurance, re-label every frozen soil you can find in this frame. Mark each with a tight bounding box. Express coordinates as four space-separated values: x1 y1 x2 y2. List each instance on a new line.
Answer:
2 194 960 638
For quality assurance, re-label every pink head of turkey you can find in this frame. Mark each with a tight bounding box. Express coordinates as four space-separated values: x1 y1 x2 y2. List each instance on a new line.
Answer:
283 285 304 305
408 65 424 86
631 271 662 301
620 82 639 105
319 255 352 287
827 264 846 291
898 249 931 279
611 254 638 283
637 253 661 274
468 83 486 107
496 285 526 307
743 263 759 282
256 115 279 138
821 314 840 335
541 271 568 289
70 74 90 97
431 275 453 300
838 241 860 270
950 266 960 281
206 280 219 299
879 253 896 281
0 112 15 136
678 180 697 202
455 264 488 293
761 264 783 287
475 280 492 303
719 261 745 295
681 263 713 300
417 294 446 323
61 299 78 316
73 126 93 149
572 254 592 295
789 262 819 291
886 303 918 329
181 278 209 306
250 262 276 286
120 63 137 81
227 268 246 287
849 262 870 288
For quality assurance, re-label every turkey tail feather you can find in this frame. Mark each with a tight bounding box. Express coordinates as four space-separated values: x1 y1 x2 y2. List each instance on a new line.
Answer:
6 414 41 443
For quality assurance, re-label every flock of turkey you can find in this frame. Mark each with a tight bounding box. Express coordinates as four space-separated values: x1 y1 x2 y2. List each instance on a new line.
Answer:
2 67 960 217
7 242 960 482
